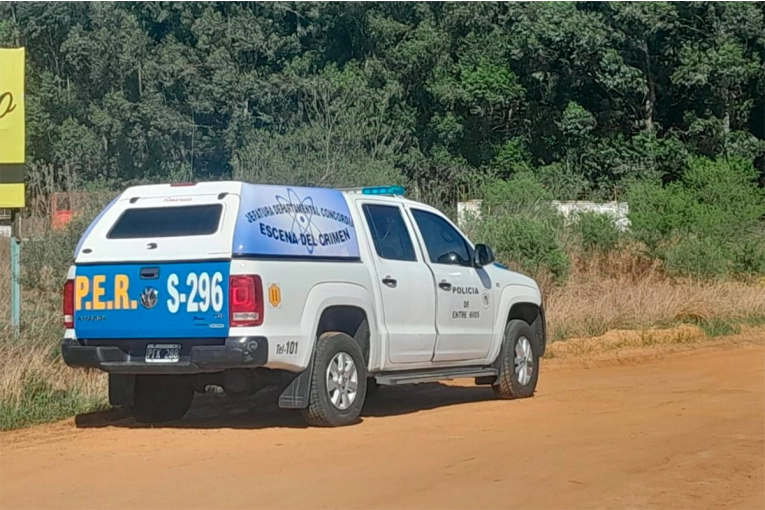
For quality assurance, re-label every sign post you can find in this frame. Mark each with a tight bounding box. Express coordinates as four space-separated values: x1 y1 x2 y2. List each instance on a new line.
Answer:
10 211 20 333
0 47 26 336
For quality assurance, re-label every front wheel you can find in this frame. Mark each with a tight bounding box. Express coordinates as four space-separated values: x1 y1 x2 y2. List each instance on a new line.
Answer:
493 320 540 399
301 332 367 427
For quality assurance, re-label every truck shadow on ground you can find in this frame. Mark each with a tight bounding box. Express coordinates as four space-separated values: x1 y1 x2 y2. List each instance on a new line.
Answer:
74 382 501 430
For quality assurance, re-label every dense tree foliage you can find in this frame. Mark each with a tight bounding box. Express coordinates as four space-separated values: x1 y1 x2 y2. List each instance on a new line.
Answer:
2 2 764 206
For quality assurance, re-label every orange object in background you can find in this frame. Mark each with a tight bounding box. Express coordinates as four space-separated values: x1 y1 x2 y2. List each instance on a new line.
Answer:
52 209 74 230
50 192 75 230
49 191 114 230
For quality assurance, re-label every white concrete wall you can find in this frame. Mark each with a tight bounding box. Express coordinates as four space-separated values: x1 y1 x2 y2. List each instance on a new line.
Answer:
457 199 631 231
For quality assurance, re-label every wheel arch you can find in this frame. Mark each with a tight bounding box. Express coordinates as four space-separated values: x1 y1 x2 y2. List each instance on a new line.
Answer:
299 282 378 371
507 301 546 357
316 305 370 366
280 282 376 411
488 286 545 363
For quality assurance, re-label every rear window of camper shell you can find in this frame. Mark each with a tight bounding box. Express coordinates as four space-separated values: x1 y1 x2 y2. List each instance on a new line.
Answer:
106 204 223 239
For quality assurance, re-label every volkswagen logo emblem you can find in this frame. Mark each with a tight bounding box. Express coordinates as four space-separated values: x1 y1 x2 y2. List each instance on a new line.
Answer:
140 287 158 309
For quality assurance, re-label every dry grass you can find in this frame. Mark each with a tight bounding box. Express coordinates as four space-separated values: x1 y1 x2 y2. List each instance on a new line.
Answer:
1 235 102 405
1 237 109 430
545 277 765 340
0 343 105 403
540 248 765 340
546 323 709 359
1 236 764 430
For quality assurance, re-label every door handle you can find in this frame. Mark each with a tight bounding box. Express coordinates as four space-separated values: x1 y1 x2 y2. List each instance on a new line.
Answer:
439 280 452 291
382 277 397 288
140 267 159 280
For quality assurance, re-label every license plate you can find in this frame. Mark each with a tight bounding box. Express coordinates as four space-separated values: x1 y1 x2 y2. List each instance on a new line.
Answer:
145 344 181 363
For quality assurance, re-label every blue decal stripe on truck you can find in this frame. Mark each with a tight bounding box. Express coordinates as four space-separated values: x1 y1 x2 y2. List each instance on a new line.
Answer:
232 184 360 259
74 261 231 339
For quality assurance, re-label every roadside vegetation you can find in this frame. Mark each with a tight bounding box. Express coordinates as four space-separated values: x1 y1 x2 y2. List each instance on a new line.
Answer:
1 2 764 430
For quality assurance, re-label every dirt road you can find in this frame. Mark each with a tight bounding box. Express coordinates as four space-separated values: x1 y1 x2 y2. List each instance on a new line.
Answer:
2 331 764 510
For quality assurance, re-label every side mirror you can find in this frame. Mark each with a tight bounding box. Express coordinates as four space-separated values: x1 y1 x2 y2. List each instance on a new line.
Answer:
473 244 495 267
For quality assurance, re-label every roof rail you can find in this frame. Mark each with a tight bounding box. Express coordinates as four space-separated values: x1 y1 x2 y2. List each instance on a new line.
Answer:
339 185 406 196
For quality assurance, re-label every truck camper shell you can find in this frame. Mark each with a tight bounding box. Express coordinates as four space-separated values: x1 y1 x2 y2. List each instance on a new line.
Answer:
74 182 371 265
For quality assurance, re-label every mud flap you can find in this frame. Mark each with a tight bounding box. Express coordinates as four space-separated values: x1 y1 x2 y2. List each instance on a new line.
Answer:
531 309 547 357
277 352 315 409
108 374 135 407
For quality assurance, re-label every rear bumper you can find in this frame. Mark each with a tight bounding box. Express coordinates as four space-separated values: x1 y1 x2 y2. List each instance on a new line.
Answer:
61 336 268 374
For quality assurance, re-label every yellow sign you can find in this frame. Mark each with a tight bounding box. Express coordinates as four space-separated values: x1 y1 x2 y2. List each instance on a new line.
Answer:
268 283 282 308
0 47 26 209
0 48 25 164
0 183 25 208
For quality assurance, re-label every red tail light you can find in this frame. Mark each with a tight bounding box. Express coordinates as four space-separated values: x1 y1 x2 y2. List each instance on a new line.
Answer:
63 279 74 328
229 275 263 327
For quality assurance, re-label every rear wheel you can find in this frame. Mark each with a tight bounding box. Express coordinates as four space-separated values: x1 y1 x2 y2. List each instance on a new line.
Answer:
301 332 367 427
131 375 194 423
493 320 540 399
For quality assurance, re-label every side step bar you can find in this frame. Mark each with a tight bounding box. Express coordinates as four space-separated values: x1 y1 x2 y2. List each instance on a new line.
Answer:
375 367 498 386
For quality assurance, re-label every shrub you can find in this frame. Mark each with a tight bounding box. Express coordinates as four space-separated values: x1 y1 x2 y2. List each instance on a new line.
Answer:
471 175 569 283
627 156 765 278
480 174 559 220
731 237 765 276
625 180 695 252
662 237 730 279
571 211 622 254
477 214 570 284
529 162 591 200
628 156 764 241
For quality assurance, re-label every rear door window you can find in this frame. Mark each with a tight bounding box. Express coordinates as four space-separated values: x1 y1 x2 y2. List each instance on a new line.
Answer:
362 204 417 262
107 204 223 239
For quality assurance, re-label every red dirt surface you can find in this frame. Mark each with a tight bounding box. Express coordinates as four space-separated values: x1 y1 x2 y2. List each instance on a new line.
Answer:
1 329 764 510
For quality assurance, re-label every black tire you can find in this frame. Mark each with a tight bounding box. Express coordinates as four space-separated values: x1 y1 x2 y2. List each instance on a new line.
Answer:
131 375 194 423
493 319 540 400
301 332 367 427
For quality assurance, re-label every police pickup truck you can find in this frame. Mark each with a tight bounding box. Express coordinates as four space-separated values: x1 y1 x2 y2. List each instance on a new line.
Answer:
62 182 547 427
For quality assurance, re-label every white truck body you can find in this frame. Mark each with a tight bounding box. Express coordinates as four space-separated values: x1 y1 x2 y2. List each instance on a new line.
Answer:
62 182 546 426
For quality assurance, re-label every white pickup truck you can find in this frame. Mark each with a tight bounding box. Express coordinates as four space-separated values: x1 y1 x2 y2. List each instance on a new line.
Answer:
62 182 547 427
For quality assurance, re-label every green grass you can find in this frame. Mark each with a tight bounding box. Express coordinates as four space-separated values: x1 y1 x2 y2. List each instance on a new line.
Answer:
687 317 741 337
550 314 765 343
0 372 108 431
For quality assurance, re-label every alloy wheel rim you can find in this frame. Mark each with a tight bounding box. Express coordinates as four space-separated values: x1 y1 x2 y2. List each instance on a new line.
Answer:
326 352 359 410
514 336 534 386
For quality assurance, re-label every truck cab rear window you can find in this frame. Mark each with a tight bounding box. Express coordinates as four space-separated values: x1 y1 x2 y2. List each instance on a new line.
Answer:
107 204 223 239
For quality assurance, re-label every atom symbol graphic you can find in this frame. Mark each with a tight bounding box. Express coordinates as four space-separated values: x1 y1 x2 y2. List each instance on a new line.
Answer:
275 188 323 254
